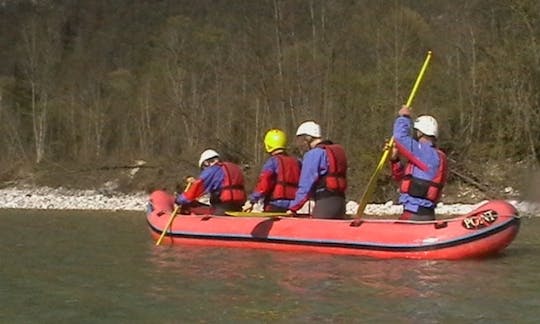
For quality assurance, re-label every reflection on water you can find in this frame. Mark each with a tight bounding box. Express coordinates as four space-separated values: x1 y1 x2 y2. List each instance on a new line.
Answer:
146 224 540 323
1 210 539 323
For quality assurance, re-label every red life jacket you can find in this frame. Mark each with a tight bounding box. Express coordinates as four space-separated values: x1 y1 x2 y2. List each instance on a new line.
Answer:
400 149 447 202
317 143 347 193
218 162 246 203
270 154 300 200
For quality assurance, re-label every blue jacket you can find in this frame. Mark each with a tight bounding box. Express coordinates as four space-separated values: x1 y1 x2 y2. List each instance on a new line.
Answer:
288 147 329 211
175 164 224 205
392 116 442 212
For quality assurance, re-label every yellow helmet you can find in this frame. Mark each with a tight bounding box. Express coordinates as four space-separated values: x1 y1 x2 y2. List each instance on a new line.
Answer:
264 129 287 153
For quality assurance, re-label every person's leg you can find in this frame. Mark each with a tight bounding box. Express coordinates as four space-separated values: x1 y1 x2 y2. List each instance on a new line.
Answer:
399 210 415 220
400 207 435 221
312 196 346 219
409 213 435 221
212 202 243 216
264 204 288 212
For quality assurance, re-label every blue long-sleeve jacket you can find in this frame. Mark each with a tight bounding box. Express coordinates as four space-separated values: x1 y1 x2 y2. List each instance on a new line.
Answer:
288 147 328 211
392 116 442 212
175 164 224 205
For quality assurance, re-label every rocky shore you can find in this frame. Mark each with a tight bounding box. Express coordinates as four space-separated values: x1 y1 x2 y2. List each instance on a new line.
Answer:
0 185 147 211
0 185 538 216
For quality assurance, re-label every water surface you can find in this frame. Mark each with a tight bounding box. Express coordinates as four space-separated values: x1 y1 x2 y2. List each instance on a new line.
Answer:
0 210 538 323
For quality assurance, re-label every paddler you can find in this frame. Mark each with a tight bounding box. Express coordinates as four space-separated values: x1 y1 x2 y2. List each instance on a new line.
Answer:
175 149 247 215
243 129 301 213
287 121 348 219
388 105 448 221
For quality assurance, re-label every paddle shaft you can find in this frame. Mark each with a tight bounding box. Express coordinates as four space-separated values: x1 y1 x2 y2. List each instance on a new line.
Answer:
155 181 193 246
155 205 180 246
405 51 432 107
355 51 432 218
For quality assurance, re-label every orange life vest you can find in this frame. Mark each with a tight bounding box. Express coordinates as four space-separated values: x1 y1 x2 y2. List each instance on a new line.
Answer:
270 154 300 200
317 143 347 193
218 162 246 203
400 149 447 202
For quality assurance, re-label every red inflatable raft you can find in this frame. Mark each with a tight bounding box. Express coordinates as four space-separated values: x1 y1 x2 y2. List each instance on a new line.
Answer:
146 190 520 260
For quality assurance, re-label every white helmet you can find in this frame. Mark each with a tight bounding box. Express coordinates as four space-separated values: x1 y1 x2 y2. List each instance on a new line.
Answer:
198 149 219 167
414 115 438 137
296 121 321 138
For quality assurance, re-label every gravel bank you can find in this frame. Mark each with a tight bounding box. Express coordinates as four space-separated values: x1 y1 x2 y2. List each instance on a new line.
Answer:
0 185 538 216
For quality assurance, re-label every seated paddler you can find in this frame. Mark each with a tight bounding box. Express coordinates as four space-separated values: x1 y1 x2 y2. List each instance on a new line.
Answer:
175 149 247 216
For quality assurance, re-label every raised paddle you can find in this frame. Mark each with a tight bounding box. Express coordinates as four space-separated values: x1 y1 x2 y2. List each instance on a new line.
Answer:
355 51 433 218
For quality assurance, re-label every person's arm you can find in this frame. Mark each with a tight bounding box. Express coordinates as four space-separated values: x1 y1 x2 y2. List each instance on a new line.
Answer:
392 107 429 172
248 158 276 203
390 160 405 182
387 140 404 182
175 167 219 205
288 149 325 212
176 179 204 205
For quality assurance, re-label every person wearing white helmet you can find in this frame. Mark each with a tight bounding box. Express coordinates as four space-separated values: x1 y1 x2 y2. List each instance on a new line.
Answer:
198 149 220 168
388 105 448 221
287 120 348 219
175 148 247 215
243 129 301 212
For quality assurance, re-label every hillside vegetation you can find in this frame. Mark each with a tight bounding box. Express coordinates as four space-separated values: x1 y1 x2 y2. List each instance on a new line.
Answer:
0 0 538 202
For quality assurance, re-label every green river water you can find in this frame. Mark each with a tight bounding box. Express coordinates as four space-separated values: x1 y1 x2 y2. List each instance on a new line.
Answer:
0 209 538 323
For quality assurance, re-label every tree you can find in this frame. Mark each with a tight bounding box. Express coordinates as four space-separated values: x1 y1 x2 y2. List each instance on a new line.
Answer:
18 5 63 163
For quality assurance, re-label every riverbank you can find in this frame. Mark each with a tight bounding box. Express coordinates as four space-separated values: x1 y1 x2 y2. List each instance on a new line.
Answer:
0 185 538 216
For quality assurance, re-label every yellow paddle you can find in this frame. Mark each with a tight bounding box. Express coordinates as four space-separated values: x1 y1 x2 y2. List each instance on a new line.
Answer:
355 51 432 218
155 204 180 246
155 179 194 246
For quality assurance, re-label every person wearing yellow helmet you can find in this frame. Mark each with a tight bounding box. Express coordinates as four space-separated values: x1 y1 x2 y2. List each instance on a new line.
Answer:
264 129 288 153
243 129 301 212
